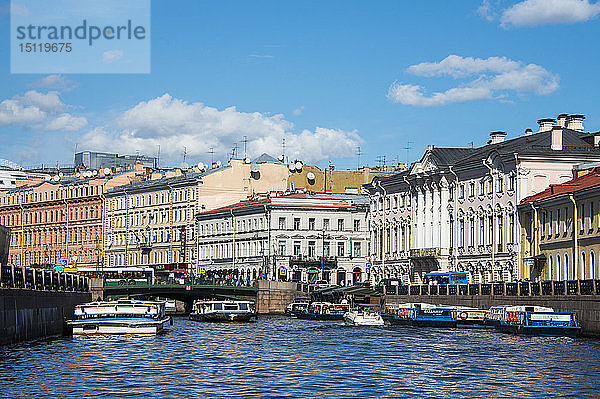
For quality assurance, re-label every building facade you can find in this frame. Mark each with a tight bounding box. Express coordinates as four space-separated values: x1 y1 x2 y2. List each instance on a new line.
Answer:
104 173 201 274
519 167 600 281
196 193 370 285
0 167 142 268
365 114 600 284
75 151 157 170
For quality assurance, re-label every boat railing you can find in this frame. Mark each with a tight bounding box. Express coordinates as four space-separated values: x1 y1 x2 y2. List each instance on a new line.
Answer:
383 279 600 297
0 264 89 292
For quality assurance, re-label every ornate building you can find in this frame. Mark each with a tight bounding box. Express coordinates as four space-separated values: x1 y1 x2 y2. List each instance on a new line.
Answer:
365 114 600 284
196 193 370 284
519 166 600 281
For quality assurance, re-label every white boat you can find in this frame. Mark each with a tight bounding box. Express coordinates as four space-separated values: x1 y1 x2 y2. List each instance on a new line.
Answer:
344 308 385 326
68 299 170 335
189 300 256 322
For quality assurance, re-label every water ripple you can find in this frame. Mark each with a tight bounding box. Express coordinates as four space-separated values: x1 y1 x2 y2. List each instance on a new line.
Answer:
0 317 599 398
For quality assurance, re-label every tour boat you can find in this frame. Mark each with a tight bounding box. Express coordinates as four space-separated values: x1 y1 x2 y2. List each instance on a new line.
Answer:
285 300 310 317
295 302 350 321
493 305 581 337
68 299 170 335
383 303 456 328
453 307 489 328
189 300 256 322
344 308 385 326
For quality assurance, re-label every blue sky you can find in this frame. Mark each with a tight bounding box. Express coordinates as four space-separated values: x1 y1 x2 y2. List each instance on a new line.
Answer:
1 0 600 169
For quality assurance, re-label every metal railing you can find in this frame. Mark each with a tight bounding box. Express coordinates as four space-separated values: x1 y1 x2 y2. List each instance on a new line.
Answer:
104 277 258 289
381 279 600 297
0 264 89 292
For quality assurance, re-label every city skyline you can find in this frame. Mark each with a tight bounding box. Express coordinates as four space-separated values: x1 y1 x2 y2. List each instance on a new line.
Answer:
1 0 600 169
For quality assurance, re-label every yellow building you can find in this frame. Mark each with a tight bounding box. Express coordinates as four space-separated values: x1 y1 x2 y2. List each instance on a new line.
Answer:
519 167 600 281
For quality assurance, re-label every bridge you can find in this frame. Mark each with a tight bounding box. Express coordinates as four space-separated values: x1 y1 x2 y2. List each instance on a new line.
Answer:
101 280 258 305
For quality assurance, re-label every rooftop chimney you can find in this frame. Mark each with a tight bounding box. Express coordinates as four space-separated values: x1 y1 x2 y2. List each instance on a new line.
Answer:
489 131 507 144
427 144 435 151
525 128 533 136
566 114 585 131
551 126 563 151
557 114 568 127
537 118 556 132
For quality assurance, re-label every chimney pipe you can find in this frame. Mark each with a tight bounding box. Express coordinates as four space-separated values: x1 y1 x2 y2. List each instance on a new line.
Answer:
557 114 568 127
525 128 533 136
427 144 435 151
537 118 556 133
489 131 507 144
566 114 585 132
551 126 563 151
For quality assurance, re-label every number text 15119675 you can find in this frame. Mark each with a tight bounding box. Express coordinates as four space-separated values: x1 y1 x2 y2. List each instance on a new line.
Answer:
19 43 72 52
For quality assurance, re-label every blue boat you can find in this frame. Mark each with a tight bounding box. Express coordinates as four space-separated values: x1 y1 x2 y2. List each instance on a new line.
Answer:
383 303 456 328
495 306 581 337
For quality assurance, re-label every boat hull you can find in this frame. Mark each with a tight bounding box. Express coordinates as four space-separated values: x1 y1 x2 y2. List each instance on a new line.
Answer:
189 312 255 322
296 312 344 321
496 324 581 337
69 317 170 335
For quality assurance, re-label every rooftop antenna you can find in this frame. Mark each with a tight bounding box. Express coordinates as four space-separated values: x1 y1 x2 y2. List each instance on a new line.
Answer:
469 141 474 149
356 146 361 170
403 141 413 165
231 143 238 159
242 135 248 159
376 155 386 168
282 138 286 164
208 147 214 166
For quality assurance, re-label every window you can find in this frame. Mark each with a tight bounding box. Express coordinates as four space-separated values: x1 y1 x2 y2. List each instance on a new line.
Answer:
509 175 515 191
479 216 485 246
459 185 465 199
509 214 515 244
469 216 475 246
549 210 553 236
293 241 301 256
323 218 330 230
308 218 315 230
591 251 596 279
469 182 475 198
449 186 454 201
497 176 504 193
308 241 316 257
479 180 485 195
393 197 398 209
337 219 344 231
353 241 361 257
541 212 546 237
293 218 300 230
323 241 330 257
337 241 345 256
590 202 594 230
278 217 286 230
580 203 585 231
488 215 493 245
497 215 504 251
353 220 360 232
548 254 553 280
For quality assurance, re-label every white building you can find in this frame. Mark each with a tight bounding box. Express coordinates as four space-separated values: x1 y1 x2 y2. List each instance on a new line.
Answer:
365 114 600 284
196 193 370 285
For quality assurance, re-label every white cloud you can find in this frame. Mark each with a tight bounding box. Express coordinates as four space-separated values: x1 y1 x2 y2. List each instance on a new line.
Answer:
387 55 559 107
103 50 123 64
81 94 362 163
29 75 77 92
45 114 88 131
0 90 86 131
293 106 305 116
480 0 600 27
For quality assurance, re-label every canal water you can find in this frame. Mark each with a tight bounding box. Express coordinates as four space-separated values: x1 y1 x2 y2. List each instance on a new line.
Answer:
1 317 599 398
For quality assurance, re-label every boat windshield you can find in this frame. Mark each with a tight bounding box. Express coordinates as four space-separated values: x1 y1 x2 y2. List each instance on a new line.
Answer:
224 304 238 311
239 303 249 311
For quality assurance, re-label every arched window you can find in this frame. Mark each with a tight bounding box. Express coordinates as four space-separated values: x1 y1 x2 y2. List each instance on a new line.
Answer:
564 253 569 280
591 251 596 280
581 251 586 280
548 254 553 280
556 255 561 280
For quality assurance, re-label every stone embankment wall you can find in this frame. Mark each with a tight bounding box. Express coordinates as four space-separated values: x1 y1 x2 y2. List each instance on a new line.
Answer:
0 289 91 346
256 280 307 314
385 295 600 337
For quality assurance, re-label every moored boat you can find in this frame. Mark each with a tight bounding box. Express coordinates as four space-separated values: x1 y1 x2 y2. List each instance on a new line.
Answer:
383 303 456 327
344 306 385 326
453 307 489 328
494 305 581 337
189 300 256 322
296 302 350 321
285 300 310 317
68 299 170 335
